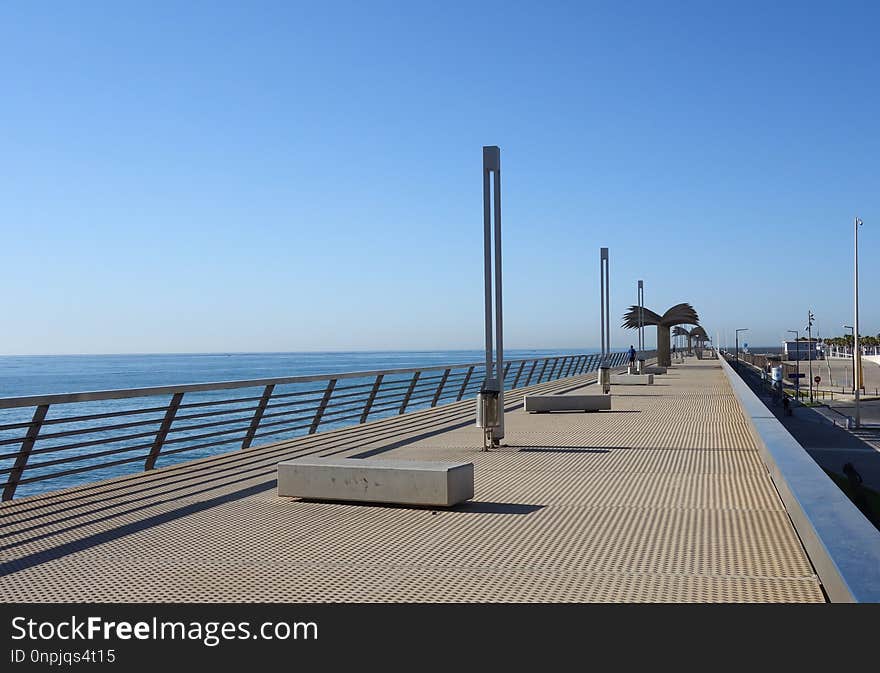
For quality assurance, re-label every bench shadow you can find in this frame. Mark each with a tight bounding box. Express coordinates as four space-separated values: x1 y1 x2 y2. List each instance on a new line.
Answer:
292 498 542 516
528 409 640 415
517 447 613 454
452 501 543 515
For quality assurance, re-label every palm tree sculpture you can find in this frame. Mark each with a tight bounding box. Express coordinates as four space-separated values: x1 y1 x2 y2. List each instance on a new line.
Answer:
691 326 709 351
672 325 693 354
622 303 700 367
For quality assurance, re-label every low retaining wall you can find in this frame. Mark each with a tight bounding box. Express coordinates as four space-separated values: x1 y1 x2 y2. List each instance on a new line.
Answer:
718 353 880 602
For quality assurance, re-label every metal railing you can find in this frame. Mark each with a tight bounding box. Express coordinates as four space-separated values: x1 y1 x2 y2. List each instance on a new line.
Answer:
0 350 647 500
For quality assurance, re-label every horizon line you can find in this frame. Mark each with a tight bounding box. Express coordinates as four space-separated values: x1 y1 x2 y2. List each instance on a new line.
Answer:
0 346 666 358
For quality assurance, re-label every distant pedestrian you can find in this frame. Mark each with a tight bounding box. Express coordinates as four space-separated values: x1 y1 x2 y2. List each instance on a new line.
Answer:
628 345 636 365
783 396 792 416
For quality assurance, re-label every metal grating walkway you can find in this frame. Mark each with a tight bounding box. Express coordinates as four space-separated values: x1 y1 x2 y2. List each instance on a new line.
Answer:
0 360 825 602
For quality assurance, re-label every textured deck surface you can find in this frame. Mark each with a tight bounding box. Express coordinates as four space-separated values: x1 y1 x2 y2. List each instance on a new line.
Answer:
0 359 825 603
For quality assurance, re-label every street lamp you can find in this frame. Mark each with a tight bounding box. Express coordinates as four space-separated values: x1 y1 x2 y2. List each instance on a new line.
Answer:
854 216 863 428
788 330 800 400
637 280 644 353
844 325 855 394
806 310 815 404
735 328 748 368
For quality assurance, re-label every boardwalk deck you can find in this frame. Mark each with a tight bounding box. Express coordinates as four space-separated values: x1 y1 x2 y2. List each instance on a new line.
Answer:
0 359 825 603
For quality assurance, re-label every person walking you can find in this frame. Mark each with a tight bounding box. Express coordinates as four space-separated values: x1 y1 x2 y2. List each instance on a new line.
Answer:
628 345 637 365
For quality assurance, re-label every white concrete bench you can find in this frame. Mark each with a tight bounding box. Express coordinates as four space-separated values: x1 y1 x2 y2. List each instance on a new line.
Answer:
610 373 654 385
277 457 474 507
523 394 610 412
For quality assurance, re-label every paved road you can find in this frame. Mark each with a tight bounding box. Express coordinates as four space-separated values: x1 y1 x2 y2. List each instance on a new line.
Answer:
820 398 880 427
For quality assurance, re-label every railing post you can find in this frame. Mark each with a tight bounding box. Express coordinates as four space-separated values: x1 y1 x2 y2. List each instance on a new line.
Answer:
309 379 337 434
525 360 539 387
360 374 384 423
242 384 274 450
431 369 451 407
547 357 560 381
502 361 511 387
512 361 526 389
145 393 183 471
399 372 420 414
2 404 50 501
536 358 550 384
457 366 475 401
562 356 574 378
575 355 587 374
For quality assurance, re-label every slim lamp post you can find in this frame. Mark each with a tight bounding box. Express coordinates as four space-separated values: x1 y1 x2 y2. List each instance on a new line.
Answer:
477 145 504 449
598 248 611 393
637 280 644 352
806 311 814 404
854 217 863 428
735 328 748 369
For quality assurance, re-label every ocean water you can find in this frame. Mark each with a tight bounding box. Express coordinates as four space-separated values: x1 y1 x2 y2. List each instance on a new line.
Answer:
0 349 598 498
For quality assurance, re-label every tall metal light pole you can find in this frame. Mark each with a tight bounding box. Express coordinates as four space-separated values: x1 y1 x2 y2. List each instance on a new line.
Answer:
735 328 748 368
806 310 815 404
788 330 800 400
854 216 863 427
598 248 611 393
637 280 644 352
844 325 855 394
476 145 504 449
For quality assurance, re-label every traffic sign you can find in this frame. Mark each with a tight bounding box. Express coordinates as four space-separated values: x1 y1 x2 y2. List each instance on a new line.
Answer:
814 376 821 384
788 373 805 379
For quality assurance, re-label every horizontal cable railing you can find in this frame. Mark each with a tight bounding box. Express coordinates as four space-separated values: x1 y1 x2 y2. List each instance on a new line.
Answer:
0 349 651 500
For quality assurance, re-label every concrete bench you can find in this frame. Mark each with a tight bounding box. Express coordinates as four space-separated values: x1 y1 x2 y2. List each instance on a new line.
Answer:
523 394 610 413
277 457 474 507
643 366 667 375
610 373 654 385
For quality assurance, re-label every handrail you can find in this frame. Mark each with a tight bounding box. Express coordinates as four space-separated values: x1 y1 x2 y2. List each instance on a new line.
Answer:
718 351 880 602
0 349 654 500
0 355 583 409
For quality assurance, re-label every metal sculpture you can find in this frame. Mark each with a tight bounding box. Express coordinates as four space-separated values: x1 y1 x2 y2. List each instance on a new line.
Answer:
622 303 700 367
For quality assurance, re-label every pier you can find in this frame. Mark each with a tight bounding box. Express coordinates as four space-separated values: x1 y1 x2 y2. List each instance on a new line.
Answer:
4 354 877 603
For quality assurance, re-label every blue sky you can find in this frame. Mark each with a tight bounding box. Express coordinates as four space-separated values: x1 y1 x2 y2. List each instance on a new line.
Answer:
1 1 877 354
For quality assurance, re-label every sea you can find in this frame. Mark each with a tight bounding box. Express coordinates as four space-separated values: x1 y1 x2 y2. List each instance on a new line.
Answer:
0 349 595 498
